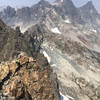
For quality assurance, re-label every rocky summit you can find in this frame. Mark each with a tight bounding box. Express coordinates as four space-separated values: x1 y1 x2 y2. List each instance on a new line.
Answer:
0 56 60 100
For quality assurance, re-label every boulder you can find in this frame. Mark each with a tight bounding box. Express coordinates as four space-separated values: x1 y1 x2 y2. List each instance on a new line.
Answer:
19 57 29 65
0 56 60 100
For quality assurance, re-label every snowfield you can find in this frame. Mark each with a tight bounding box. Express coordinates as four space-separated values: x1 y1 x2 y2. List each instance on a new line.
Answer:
64 19 71 24
51 27 62 34
43 51 51 63
92 29 97 33
60 92 74 100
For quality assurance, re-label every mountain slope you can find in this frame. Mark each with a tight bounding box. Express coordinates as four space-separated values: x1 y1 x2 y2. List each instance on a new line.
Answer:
41 33 100 100
0 19 61 100
23 24 100 100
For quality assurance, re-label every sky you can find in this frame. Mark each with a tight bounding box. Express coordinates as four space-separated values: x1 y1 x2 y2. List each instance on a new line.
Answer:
0 0 100 12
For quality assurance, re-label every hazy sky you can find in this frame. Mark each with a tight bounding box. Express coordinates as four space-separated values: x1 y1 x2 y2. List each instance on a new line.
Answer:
0 0 100 12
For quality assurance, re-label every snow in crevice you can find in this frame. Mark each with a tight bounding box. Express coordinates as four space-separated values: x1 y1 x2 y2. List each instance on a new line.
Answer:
51 27 62 34
92 29 97 33
60 92 74 100
60 93 69 100
51 64 56 67
64 19 71 24
43 51 51 63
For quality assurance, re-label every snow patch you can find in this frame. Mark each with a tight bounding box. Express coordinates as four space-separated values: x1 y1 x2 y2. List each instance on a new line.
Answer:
60 92 74 100
64 19 71 24
51 64 56 67
92 29 97 33
51 27 61 34
60 93 69 100
43 51 51 63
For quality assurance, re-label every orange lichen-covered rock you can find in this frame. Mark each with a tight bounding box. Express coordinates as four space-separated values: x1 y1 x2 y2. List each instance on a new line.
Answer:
0 63 9 82
19 57 29 65
1 56 60 100
9 61 18 74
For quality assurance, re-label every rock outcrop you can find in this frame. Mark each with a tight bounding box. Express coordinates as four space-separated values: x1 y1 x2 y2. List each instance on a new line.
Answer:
0 56 60 100
0 19 44 62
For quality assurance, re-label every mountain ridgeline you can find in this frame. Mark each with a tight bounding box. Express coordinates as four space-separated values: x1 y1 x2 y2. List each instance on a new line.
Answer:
0 19 44 62
0 0 100 32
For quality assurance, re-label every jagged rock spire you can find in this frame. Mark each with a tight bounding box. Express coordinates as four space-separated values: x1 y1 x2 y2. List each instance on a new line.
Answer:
80 0 98 15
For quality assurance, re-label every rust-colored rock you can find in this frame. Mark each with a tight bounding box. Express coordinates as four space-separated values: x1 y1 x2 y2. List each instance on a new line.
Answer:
0 56 60 100
9 61 18 74
0 63 9 83
19 56 29 65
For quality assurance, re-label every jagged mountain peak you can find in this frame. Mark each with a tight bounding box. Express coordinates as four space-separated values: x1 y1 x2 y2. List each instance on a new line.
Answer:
38 0 49 4
6 6 13 9
3 6 16 18
85 1 95 8
39 0 48 3
4 6 15 12
86 1 93 6
81 0 97 13
32 0 51 8
56 0 74 6
56 0 72 2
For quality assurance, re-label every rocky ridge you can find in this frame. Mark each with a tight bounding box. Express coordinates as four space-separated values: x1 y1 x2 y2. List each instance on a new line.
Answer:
0 19 44 62
0 0 100 33
0 55 60 100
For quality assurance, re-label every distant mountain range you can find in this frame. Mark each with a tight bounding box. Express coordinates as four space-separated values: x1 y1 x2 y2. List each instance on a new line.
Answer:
0 0 100 32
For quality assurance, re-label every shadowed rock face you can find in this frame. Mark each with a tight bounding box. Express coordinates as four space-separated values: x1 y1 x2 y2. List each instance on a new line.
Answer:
3 6 16 18
54 0 82 23
0 56 60 100
79 1 100 32
0 20 44 62
80 1 98 15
